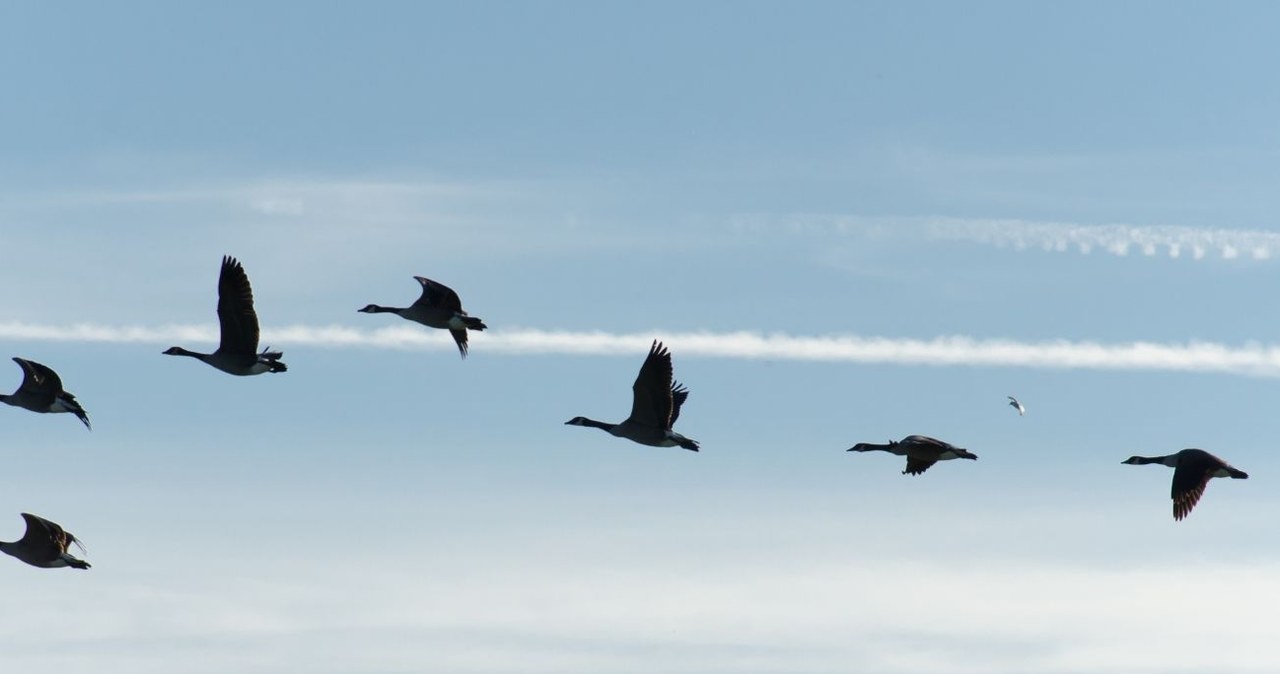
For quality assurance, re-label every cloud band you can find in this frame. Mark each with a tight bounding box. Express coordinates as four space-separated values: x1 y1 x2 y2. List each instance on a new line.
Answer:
0 322 1276 377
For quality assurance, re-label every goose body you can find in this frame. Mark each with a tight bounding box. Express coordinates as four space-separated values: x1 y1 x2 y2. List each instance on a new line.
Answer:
163 256 287 375
1122 448 1248 520
0 358 91 429
0 513 90 569
1008 396 1025 416
565 340 699 451
359 276 487 358
847 434 977 475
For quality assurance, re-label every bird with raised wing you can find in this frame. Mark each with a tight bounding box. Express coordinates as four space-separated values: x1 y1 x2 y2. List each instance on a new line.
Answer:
847 435 977 475
1122 448 1248 520
163 255 287 375
0 358 91 429
1008 396 1025 416
359 276 488 358
0 513 90 569
565 340 699 451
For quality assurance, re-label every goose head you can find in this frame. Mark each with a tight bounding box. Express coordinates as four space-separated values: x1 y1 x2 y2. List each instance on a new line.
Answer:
1121 456 1161 465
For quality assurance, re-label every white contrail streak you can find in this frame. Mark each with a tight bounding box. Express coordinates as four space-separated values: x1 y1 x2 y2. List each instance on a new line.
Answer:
0 321 1278 377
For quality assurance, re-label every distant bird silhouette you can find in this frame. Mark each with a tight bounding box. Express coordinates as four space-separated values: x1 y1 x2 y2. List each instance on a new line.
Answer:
0 357 91 429
1122 448 1248 520
163 256 287 375
566 340 699 451
359 276 487 358
0 513 90 569
847 435 977 475
1008 396 1025 416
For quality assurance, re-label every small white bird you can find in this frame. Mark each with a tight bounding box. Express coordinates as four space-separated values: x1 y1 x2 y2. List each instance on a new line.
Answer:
1007 396 1025 416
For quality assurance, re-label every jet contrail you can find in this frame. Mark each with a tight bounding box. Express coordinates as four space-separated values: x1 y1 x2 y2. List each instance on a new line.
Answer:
0 321 1278 377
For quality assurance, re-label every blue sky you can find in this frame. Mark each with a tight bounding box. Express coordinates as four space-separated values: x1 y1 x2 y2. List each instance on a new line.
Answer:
3 2 1280 673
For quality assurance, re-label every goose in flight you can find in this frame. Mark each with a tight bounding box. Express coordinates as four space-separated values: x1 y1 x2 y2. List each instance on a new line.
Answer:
1008 396 1025 416
1122 448 1248 520
847 435 977 475
359 276 488 358
163 256 287 375
565 340 700 451
0 513 90 569
0 358 91 429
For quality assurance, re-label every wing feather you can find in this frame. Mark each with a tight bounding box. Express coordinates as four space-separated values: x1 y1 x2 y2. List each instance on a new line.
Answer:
414 277 464 312
216 256 261 355
12 358 61 404
627 341 675 429
904 457 936 475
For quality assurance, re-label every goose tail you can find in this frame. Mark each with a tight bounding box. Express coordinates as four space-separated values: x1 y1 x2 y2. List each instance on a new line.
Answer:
259 347 288 373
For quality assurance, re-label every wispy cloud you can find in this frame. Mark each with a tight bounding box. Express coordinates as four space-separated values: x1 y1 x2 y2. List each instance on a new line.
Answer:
3 321 1280 377
731 214 1280 261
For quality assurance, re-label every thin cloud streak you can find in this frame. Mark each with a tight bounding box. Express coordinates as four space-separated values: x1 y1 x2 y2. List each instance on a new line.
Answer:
925 217 1279 261
2 321 1280 377
732 214 1280 261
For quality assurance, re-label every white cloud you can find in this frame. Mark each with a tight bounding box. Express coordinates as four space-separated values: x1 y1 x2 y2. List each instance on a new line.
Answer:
3 321 1280 377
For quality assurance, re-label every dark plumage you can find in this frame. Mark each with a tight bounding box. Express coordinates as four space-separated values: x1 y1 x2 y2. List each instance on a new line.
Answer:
847 435 977 475
565 340 699 451
359 276 487 358
0 513 90 570
1122 448 1248 520
163 256 287 375
0 357 91 429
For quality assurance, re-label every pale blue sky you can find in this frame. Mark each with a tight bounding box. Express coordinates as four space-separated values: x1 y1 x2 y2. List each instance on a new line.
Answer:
2 3 1280 673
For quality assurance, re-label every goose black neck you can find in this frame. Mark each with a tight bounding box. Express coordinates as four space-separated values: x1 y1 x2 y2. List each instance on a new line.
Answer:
579 418 616 432
164 347 209 360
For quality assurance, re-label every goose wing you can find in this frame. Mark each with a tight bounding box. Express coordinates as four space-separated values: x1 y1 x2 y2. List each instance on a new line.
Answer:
216 256 261 355
12 358 62 404
904 457 937 475
669 382 690 426
449 328 470 358
627 341 676 429
17 513 71 559
413 277 464 312
903 435 951 451
1171 463 1210 521
1170 450 1228 520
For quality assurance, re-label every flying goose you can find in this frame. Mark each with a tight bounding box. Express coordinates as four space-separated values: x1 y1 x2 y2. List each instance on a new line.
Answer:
0 357 91 429
359 276 487 358
0 513 90 570
1008 396 1025 416
1122 448 1248 520
847 435 977 475
163 256 287 375
565 340 700 451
